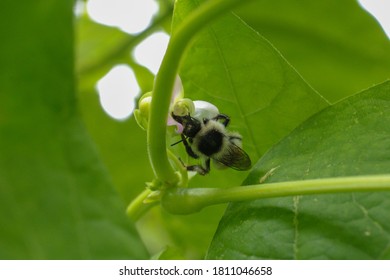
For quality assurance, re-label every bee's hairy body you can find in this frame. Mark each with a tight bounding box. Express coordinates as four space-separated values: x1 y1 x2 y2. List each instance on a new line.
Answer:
171 112 251 175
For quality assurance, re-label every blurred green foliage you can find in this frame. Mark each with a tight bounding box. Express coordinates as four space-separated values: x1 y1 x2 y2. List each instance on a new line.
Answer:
0 1 148 259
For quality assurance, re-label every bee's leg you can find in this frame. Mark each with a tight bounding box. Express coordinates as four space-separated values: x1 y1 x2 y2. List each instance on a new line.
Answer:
181 134 199 159
213 114 230 127
185 158 210 175
205 157 211 172
186 165 208 175
177 135 209 175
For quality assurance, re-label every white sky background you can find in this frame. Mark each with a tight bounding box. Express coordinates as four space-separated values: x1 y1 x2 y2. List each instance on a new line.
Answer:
80 0 390 120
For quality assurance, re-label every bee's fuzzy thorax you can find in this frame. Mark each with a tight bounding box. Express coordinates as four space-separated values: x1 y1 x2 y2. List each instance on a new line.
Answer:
191 120 227 157
171 110 251 175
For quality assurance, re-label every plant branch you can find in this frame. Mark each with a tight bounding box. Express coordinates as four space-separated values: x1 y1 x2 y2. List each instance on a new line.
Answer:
148 0 254 186
126 189 157 221
161 175 390 214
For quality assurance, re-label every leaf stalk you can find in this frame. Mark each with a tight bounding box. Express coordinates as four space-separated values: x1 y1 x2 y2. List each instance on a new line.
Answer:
147 0 254 186
126 189 156 221
161 175 390 214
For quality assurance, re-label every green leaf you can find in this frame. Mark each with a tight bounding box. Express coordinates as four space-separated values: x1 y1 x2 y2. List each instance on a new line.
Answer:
234 0 390 102
172 0 332 197
0 1 148 259
149 0 329 259
175 0 329 176
207 81 390 259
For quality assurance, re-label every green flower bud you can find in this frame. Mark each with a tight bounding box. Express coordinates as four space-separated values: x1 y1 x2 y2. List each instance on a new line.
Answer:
134 92 152 130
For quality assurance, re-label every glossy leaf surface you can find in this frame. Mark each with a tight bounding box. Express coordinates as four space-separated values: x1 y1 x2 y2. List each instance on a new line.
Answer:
207 81 390 259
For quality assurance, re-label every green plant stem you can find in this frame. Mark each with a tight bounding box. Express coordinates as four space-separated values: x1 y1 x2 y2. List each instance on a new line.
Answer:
148 0 254 186
161 175 390 214
126 189 157 221
167 149 188 188
126 149 187 222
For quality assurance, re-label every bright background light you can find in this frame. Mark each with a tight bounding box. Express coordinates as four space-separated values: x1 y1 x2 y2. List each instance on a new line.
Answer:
97 65 140 120
83 0 390 120
86 0 158 34
359 0 390 38
85 0 168 120
134 31 170 75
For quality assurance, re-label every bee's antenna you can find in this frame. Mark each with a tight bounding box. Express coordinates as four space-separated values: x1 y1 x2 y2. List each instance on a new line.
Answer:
171 139 184 146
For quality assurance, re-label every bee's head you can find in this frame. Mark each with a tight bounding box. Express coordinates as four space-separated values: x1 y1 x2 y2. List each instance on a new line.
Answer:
171 113 201 138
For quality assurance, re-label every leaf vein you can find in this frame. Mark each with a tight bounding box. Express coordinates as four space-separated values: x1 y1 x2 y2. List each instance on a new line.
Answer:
293 196 300 260
351 194 386 234
209 22 261 158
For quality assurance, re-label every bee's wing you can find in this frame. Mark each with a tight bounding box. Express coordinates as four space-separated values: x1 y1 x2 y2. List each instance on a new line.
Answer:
213 142 251 171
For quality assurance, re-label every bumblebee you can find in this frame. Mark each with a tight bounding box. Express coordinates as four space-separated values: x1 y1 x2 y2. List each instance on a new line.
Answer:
171 112 251 175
